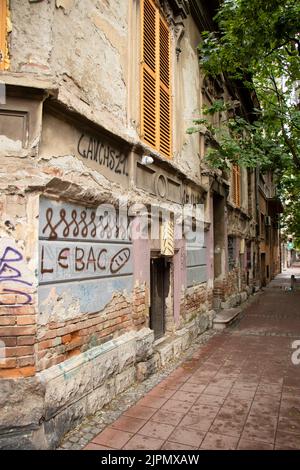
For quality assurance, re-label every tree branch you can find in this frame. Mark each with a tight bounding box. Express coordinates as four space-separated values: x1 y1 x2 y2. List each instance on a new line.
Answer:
270 74 300 170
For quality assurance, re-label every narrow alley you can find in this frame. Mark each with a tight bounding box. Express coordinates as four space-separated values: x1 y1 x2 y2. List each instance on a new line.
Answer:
77 266 300 451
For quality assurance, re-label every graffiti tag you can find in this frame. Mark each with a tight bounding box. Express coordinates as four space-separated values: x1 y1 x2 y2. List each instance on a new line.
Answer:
77 134 128 176
0 246 32 305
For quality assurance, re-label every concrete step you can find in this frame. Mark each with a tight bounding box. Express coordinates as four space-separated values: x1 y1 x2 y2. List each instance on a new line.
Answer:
213 307 242 330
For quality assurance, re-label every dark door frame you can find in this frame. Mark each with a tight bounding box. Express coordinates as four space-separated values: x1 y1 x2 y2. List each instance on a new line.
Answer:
150 255 169 340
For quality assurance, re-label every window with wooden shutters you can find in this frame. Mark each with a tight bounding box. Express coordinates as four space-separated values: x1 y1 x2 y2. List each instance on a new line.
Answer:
141 0 172 158
0 0 7 71
232 164 241 206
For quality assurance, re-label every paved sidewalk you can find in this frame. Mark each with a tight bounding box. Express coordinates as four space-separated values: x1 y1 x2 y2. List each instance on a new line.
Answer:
83 267 300 450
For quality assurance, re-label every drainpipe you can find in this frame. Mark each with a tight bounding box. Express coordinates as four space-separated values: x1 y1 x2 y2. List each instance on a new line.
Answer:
255 166 260 286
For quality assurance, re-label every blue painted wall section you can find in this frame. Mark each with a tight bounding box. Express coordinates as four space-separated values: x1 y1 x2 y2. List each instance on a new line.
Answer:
186 243 208 287
38 198 133 317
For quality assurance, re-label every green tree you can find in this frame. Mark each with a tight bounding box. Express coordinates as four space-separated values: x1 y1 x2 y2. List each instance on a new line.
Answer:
190 0 300 238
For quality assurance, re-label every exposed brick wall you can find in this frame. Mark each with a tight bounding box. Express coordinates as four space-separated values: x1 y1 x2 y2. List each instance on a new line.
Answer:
0 305 37 378
0 286 148 376
179 284 213 326
35 286 148 372
213 268 248 303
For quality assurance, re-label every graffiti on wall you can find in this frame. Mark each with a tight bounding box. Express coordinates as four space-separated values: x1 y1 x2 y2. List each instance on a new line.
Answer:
40 243 132 282
41 205 129 241
0 243 32 305
77 134 128 177
38 198 133 319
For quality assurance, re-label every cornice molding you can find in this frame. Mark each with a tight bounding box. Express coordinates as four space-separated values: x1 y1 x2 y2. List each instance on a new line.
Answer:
163 0 190 19
189 0 219 32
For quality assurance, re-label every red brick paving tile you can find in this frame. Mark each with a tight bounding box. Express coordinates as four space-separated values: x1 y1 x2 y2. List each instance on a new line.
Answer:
223 395 252 409
238 374 261 384
274 444 299 450
237 439 274 450
164 373 187 384
275 430 300 449
193 370 218 380
124 404 156 420
245 413 277 428
204 385 231 398
168 426 206 447
157 379 182 390
260 377 284 386
277 416 300 435
210 418 245 437
283 379 300 389
227 389 256 401
210 378 235 389
136 395 168 409
217 404 249 422
171 390 200 404
92 428 133 449
182 359 200 369
202 366 223 374
250 398 280 416
161 398 192 414
180 412 214 431
252 394 281 406
256 383 282 397
111 415 146 433
241 368 263 376
151 409 185 426
171 366 193 375
223 397 252 410
179 382 207 394
232 381 258 393
84 443 116 450
281 394 300 405
148 386 175 399
80 272 300 452
190 403 220 420
200 432 239 450
122 434 164 450
195 394 225 407
282 386 300 398
241 421 276 444
187 376 210 385
138 421 175 440
279 399 300 418
161 441 197 450
216 370 241 379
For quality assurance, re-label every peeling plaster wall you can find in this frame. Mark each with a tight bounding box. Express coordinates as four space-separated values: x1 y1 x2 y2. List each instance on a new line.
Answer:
9 0 128 133
9 0 55 74
8 1 207 180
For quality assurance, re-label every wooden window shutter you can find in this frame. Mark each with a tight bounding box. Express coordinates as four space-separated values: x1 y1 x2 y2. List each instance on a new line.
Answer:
0 0 7 71
159 17 171 157
232 164 241 206
236 165 241 206
141 0 172 158
141 0 157 149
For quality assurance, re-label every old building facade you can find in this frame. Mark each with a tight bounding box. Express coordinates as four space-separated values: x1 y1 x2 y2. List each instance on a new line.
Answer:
0 0 280 449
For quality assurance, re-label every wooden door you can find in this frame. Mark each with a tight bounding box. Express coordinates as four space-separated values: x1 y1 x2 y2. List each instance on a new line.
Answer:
261 253 266 287
150 257 165 339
